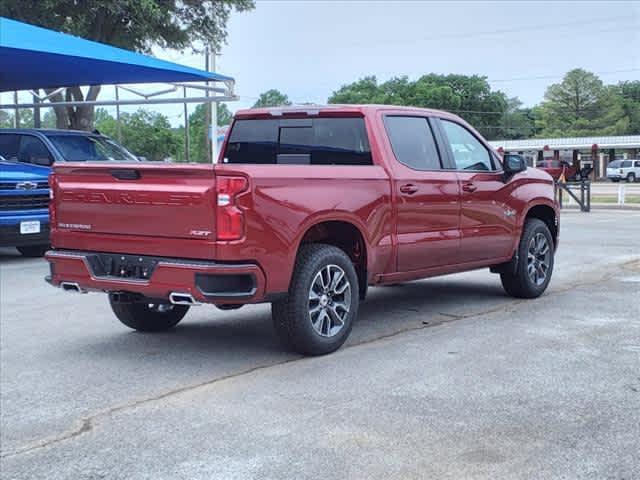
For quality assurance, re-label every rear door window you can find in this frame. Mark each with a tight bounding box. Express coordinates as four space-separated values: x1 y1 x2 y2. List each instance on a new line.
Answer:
383 116 442 170
0 134 20 160
224 117 372 165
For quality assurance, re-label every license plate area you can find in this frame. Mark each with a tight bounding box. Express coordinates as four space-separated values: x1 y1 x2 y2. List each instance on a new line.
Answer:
86 253 158 281
20 221 40 234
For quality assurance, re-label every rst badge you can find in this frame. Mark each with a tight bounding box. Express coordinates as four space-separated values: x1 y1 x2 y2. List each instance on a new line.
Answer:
189 230 211 237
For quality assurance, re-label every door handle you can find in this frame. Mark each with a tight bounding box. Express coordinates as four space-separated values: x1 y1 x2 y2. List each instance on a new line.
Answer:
462 182 477 193
400 184 419 194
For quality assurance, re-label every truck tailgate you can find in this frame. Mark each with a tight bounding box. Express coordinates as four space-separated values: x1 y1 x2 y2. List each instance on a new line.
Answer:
52 163 216 240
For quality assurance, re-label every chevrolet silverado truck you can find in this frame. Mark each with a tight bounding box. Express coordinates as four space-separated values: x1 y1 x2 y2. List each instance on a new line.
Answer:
0 155 50 256
45 105 559 355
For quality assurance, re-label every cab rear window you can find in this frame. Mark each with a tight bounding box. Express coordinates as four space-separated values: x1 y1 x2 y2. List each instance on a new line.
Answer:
224 117 372 165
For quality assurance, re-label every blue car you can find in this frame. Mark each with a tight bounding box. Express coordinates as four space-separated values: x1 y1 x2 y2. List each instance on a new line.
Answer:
0 129 138 256
0 156 50 256
0 128 139 166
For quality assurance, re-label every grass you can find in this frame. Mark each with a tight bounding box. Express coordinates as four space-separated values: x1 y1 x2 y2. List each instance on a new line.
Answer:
590 195 640 204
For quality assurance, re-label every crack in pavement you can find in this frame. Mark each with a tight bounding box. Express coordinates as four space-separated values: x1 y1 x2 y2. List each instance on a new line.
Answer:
2 258 637 459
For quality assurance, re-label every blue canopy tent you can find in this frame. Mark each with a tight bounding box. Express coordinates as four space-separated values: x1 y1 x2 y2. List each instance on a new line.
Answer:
0 17 233 92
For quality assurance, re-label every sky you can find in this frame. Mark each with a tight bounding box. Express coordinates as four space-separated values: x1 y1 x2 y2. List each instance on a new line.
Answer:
2 0 639 126
184 0 640 110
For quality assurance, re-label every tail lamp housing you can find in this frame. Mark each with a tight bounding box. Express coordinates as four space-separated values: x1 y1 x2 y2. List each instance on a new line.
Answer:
216 176 247 240
48 172 57 227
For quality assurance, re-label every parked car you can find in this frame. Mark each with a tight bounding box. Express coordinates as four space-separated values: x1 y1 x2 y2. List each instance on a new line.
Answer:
606 159 640 182
0 155 50 256
0 128 139 166
45 105 559 355
536 159 577 181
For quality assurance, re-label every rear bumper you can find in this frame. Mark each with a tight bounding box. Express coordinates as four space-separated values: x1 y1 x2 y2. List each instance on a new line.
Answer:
0 221 50 247
45 250 267 304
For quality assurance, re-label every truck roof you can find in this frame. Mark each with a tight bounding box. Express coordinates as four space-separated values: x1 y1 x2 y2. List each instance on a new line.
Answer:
234 104 461 120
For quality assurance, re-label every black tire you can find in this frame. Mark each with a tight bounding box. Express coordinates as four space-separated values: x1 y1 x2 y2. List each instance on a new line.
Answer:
109 294 189 332
627 173 636 183
16 245 48 257
500 218 554 299
611 179 620 183
272 243 359 356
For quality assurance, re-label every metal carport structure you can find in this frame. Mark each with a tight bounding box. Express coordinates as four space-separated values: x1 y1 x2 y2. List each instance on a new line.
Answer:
0 16 236 160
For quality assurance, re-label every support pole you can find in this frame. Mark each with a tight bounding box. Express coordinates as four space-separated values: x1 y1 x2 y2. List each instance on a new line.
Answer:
13 91 19 128
33 92 41 128
205 48 211 163
115 86 122 142
211 51 218 164
183 87 190 162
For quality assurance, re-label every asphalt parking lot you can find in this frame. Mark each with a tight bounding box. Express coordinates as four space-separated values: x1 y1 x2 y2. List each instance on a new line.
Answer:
1 210 639 480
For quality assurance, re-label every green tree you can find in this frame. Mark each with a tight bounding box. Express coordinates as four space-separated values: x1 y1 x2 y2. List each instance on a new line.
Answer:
329 74 510 140
617 80 640 135
0 110 12 128
0 109 35 128
252 89 292 108
95 108 181 161
0 0 254 130
537 69 627 136
186 103 233 162
500 98 537 139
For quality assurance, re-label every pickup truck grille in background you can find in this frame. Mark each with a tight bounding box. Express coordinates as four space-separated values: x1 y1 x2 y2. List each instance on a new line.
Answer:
0 182 49 190
0 194 50 211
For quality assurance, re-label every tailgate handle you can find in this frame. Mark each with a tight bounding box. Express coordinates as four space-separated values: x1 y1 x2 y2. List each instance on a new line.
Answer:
111 169 140 180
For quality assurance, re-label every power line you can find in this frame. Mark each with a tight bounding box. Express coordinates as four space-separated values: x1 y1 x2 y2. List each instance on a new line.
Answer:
343 14 638 49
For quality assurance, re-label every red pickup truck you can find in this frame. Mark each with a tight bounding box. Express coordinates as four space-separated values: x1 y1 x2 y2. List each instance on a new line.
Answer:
45 105 559 355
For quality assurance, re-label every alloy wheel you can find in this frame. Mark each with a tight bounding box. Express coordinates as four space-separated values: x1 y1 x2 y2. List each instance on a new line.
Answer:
527 233 551 286
308 264 351 337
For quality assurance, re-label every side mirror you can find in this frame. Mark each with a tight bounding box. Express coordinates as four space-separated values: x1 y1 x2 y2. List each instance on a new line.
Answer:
503 154 527 179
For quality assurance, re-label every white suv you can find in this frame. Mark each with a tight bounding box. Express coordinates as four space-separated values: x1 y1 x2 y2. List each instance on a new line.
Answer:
607 159 640 183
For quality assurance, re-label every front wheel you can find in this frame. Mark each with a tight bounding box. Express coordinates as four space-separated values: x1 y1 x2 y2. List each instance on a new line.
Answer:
272 244 359 356
501 218 554 298
17 245 48 257
109 294 189 332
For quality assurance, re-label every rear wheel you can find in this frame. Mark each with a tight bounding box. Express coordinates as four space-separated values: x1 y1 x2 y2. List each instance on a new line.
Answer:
109 294 189 332
500 218 554 299
17 245 48 257
627 173 636 183
272 244 359 356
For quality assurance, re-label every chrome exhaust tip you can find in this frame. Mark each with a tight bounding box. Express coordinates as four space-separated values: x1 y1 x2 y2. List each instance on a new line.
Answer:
60 282 86 293
169 292 200 306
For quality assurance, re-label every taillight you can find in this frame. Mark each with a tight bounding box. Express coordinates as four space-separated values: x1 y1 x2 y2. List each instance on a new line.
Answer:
48 172 56 227
216 176 247 240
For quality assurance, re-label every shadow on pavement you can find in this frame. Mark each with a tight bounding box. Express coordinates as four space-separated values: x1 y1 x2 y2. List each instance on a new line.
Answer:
65 277 510 363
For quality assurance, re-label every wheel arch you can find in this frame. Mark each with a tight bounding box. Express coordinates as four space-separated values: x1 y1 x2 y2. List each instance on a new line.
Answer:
523 202 558 249
294 216 370 300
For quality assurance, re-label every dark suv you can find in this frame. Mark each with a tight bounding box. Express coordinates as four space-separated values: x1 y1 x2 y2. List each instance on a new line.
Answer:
0 129 138 166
